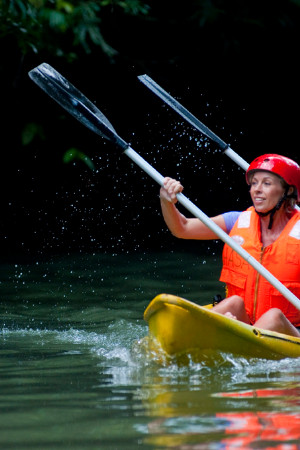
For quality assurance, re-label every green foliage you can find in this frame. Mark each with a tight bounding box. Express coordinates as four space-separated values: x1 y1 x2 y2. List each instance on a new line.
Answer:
63 148 95 170
22 122 45 145
21 122 95 171
0 0 150 59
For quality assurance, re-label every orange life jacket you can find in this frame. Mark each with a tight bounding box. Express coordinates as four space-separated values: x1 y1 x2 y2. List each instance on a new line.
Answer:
219 206 300 325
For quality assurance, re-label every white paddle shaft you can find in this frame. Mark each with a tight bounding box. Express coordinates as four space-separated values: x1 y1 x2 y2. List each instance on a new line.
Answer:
124 146 300 311
224 147 249 171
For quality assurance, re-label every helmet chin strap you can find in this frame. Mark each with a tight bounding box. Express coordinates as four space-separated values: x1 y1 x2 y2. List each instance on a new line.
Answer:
255 189 289 230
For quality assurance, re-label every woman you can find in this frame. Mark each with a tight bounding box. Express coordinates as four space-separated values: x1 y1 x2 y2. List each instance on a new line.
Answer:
160 154 300 337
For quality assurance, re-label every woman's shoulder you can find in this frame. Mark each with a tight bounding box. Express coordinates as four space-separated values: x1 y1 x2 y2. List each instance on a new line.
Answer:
222 211 242 233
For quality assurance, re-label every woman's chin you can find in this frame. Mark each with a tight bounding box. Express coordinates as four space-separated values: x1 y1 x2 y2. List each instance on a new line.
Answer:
254 204 270 214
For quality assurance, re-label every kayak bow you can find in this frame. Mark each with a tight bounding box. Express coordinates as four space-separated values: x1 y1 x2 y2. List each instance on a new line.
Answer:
144 294 300 363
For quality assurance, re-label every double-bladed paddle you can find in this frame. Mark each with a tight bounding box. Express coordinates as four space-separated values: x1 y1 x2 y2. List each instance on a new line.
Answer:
28 63 300 311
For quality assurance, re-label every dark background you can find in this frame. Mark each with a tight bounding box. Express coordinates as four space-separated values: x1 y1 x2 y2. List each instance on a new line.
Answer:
1 1 300 261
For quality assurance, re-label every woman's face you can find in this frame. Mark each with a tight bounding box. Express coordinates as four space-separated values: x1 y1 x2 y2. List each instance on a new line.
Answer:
249 171 285 213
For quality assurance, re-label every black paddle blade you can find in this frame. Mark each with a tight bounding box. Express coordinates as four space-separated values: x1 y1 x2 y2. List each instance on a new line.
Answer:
138 74 228 151
29 63 129 150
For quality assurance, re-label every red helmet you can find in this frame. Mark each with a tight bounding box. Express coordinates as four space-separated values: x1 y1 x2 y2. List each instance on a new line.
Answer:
246 154 300 202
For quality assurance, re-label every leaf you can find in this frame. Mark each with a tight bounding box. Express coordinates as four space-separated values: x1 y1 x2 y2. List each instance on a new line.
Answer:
46 9 67 29
63 148 95 170
56 1 74 14
22 122 45 145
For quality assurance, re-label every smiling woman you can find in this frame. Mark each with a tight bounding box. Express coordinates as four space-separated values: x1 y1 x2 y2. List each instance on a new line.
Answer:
160 154 300 337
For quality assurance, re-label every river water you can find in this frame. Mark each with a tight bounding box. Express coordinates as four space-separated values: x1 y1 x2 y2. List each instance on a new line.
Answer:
1 251 300 449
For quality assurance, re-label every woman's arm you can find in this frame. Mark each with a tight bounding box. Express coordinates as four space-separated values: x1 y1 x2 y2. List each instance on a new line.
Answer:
160 177 227 240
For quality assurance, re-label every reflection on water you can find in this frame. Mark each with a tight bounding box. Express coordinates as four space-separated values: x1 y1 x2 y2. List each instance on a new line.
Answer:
0 252 300 449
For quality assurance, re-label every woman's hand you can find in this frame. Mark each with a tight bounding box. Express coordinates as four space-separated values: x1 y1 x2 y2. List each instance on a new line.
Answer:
160 177 184 203
159 177 227 240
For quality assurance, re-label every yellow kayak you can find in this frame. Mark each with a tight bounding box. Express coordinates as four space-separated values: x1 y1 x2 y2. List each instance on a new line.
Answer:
144 293 300 363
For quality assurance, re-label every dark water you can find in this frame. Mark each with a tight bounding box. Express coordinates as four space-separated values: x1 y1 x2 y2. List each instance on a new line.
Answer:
1 251 300 449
